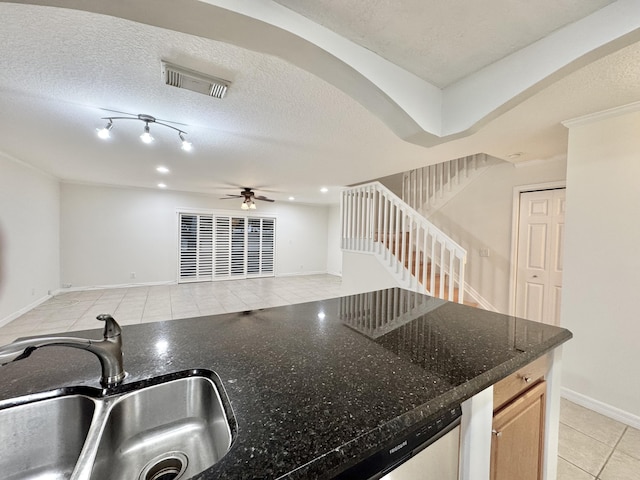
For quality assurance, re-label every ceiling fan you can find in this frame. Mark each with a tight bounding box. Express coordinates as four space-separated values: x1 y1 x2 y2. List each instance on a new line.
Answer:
220 188 275 210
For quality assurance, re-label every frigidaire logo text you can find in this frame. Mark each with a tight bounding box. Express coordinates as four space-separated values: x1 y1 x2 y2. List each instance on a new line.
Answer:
389 440 408 455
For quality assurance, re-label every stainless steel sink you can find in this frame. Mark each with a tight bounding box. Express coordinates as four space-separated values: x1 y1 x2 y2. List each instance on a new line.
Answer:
0 394 95 480
0 370 234 480
90 375 233 480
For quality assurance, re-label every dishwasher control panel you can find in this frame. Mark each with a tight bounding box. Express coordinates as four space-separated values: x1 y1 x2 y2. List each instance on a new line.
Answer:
333 405 462 479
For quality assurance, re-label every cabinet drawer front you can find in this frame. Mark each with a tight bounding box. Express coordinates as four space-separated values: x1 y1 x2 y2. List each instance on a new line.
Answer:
493 355 547 411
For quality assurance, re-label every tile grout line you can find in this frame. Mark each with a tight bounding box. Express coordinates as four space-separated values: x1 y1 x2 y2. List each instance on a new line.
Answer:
558 455 597 479
595 425 628 479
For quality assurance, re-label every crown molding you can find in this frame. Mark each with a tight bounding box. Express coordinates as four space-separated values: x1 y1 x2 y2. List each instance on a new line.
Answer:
562 100 640 128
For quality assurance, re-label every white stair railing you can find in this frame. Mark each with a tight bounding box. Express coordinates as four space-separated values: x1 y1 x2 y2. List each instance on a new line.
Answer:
341 181 466 303
402 153 493 216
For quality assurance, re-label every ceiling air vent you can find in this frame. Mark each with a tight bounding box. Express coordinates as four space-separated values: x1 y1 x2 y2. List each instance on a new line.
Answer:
161 61 230 99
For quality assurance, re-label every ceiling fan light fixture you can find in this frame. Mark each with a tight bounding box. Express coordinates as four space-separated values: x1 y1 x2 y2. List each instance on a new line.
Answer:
241 201 250 210
249 202 257 210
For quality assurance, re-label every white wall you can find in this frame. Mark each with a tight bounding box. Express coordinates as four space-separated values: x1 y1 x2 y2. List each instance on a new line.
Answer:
61 183 331 288
561 106 640 421
0 153 60 324
429 159 567 312
341 251 401 294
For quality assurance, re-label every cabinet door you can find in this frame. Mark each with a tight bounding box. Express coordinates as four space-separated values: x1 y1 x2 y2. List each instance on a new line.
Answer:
491 381 546 480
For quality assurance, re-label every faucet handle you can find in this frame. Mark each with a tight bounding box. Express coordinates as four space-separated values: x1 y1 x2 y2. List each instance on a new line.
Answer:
96 314 122 339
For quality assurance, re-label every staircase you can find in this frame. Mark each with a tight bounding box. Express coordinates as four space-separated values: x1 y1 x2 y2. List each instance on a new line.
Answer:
402 153 496 217
341 181 467 304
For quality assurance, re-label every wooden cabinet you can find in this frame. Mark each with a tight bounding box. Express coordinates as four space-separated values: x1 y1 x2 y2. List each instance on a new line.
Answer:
490 362 547 480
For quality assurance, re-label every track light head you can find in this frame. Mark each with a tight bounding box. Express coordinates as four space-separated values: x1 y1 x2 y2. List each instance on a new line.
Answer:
96 120 113 140
140 123 154 144
179 132 192 152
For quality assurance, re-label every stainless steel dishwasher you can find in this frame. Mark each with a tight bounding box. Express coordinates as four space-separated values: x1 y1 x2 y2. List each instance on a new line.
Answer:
334 405 461 480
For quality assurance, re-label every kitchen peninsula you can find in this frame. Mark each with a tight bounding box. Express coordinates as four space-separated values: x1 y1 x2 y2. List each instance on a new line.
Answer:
0 288 571 479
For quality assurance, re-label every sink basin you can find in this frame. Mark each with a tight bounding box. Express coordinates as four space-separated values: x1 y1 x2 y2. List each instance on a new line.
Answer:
0 394 95 480
0 370 234 480
91 375 233 480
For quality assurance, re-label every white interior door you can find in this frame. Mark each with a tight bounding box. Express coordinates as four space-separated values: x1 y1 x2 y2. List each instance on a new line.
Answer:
515 189 565 325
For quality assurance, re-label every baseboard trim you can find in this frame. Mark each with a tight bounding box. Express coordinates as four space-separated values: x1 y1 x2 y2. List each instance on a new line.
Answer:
276 270 329 278
0 294 52 328
562 387 640 429
54 280 176 294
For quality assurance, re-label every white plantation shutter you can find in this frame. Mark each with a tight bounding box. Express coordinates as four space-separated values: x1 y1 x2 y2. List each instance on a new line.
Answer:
230 217 245 277
262 218 275 274
199 216 213 278
214 216 231 277
179 212 275 283
179 214 197 279
179 214 214 282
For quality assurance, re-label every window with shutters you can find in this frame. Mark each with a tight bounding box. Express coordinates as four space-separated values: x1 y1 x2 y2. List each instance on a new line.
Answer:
178 212 276 282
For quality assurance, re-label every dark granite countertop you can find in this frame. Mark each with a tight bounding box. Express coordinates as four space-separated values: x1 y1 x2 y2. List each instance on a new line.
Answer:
0 288 572 479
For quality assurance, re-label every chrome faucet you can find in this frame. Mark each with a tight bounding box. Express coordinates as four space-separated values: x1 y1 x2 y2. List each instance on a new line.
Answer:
0 314 125 387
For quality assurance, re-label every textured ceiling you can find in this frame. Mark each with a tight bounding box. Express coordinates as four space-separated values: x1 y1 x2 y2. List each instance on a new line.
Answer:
0 1 638 205
274 0 616 87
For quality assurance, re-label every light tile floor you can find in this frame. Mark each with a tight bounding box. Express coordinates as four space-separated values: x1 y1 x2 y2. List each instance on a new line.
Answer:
1 274 638 479
558 398 640 480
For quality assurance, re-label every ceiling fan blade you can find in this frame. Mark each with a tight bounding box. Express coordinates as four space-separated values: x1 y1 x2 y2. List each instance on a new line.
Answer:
220 195 244 199
255 196 275 202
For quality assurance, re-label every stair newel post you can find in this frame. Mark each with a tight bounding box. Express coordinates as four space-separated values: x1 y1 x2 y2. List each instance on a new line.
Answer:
365 185 371 252
407 216 414 286
355 188 361 252
360 187 366 252
394 201 400 271
422 226 429 290
439 238 446 299
401 212 407 280
417 167 423 212
349 190 358 250
458 253 466 304
448 247 455 301
345 190 351 250
453 158 458 186
340 191 344 250
344 190 349 250
376 187 382 255
382 193 389 260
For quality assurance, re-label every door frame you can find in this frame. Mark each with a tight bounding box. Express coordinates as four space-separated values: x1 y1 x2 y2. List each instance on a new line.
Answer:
508 181 566 316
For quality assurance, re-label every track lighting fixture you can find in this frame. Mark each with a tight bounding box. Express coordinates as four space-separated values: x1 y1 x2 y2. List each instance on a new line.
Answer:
96 113 192 151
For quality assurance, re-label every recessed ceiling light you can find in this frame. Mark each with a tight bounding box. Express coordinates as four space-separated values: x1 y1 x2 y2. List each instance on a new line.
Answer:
288 196 295 201
156 166 170 174
157 183 167 189
320 187 328 193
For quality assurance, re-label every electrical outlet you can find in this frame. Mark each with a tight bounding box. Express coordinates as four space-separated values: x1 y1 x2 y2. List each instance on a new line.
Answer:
130 272 136 279
479 248 490 257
